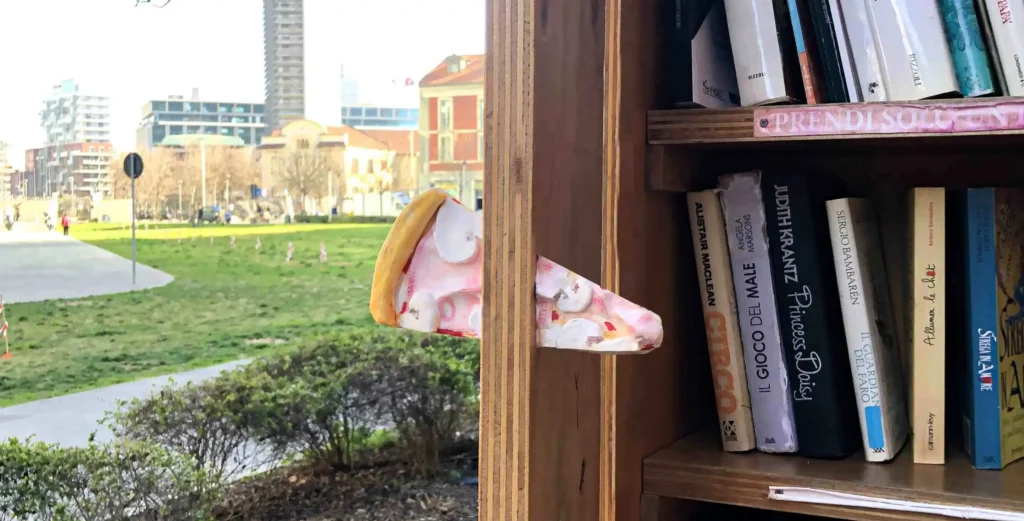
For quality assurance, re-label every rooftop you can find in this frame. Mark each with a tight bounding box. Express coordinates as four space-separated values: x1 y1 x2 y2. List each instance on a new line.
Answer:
420 54 485 87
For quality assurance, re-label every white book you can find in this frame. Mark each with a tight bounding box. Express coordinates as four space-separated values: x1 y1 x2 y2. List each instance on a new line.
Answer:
864 0 960 100
980 0 1024 95
723 0 802 105
829 0 863 101
826 198 909 462
838 0 889 101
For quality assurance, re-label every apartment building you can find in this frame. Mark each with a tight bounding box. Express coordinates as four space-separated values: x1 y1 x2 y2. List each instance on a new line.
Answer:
38 80 114 196
263 0 306 132
419 54 484 207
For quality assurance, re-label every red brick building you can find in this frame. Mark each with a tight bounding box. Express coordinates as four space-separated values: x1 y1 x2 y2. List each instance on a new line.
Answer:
419 54 484 207
24 142 114 197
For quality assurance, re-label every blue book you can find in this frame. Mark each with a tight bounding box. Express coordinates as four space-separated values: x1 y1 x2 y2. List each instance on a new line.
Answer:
938 0 996 97
964 188 1000 469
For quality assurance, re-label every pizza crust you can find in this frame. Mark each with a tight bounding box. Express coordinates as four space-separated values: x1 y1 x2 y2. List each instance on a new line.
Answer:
369 189 448 327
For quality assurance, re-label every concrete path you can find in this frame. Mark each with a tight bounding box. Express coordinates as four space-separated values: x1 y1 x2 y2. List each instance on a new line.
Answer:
0 359 250 446
0 231 173 303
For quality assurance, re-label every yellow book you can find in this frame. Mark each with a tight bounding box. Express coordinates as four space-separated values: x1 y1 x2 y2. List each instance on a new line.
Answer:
686 190 756 452
908 187 945 464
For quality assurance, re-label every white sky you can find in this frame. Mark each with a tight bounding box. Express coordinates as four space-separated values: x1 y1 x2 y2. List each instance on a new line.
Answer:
0 0 485 169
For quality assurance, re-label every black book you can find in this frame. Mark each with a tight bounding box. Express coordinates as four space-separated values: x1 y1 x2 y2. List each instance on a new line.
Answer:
804 0 850 103
762 172 860 459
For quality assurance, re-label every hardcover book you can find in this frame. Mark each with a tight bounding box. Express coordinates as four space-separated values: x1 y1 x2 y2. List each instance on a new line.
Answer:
723 0 805 105
938 0 997 97
763 173 859 459
719 171 799 453
687 191 757 452
980 0 1024 95
837 0 888 101
663 0 742 108
864 0 960 100
787 0 827 104
908 188 946 464
826 198 909 462
962 188 1024 470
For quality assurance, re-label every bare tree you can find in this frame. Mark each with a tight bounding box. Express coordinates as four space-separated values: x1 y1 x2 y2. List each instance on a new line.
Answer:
277 149 333 208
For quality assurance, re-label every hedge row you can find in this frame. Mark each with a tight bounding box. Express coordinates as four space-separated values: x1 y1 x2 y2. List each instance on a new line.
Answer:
0 328 478 521
292 214 396 224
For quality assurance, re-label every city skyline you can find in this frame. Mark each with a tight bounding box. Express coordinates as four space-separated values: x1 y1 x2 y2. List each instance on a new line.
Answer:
0 0 484 169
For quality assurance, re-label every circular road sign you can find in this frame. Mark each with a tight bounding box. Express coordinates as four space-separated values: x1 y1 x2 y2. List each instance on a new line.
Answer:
123 153 145 179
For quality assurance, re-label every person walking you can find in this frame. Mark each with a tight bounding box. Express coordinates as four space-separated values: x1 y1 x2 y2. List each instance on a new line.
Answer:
61 213 70 236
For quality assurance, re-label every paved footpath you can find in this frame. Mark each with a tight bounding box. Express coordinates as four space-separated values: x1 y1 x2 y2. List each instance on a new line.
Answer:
0 230 173 303
0 359 250 446
0 229 213 446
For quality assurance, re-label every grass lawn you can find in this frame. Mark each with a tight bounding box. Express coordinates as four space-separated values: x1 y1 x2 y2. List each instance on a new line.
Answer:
0 223 390 406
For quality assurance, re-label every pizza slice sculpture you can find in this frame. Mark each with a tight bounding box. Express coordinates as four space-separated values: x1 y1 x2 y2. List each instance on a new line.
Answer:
369 189 663 353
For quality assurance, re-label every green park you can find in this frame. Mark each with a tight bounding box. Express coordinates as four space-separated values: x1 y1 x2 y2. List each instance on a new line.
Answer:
0 222 389 406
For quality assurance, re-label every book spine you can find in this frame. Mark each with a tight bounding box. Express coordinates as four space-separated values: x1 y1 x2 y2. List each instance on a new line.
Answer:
994 189 1024 468
788 0 825 103
864 0 961 100
687 191 757 452
724 0 803 105
938 0 997 97
976 0 1011 94
827 0 861 101
826 198 909 462
909 188 946 464
719 172 798 453
764 174 859 459
980 0 1024 95
806 0 853 102
965 188 1001 469
837 0 889 100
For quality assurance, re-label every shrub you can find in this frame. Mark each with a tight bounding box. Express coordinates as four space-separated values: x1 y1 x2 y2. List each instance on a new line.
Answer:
232 330 398 470
106 377 272 484
231 328 477 472
386 334 479 473
293 214 395 224
0 438 218 521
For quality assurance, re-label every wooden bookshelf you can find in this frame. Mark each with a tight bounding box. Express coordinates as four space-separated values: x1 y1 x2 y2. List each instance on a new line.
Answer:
645 428 1024 521
482 0 1024 520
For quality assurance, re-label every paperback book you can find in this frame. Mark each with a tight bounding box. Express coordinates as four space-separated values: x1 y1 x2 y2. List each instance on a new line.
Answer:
763 173 859 459
864 0 960 100
962 188 1024 470
687 190 757 452
719 171 798 453
826 198 909 462
938 0 996 97
723 0 804 105
908 188 946 464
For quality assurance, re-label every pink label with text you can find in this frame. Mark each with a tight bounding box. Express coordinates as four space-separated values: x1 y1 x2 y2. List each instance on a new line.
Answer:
753 101 1024 138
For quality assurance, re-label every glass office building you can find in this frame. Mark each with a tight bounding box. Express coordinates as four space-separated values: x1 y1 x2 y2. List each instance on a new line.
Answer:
341 105 418 129
137 97 267 148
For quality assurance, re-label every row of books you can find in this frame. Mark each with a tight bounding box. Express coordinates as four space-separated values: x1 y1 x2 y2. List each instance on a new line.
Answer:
665 0 1024 108
686 173 1024 469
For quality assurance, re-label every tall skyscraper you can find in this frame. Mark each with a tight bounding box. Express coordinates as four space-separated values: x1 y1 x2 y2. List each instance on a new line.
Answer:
262 0 306 132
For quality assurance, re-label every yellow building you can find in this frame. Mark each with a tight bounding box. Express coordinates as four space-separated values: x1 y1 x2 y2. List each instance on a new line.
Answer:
256 119 398 213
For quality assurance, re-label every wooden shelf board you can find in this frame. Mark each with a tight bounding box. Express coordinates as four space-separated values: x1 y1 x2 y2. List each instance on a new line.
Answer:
648 97 1024 145
643 428 1024 521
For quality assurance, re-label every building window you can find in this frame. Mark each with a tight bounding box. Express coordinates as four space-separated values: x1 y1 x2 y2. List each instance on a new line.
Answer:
439 99 452 131
478 97 485 130
153 101 166 111
203 103 217 113
168 101 183 112
439 135 452 162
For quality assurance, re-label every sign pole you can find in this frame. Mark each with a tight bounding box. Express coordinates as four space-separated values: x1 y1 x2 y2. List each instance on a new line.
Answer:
123 153 144 288
131 173 137 286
